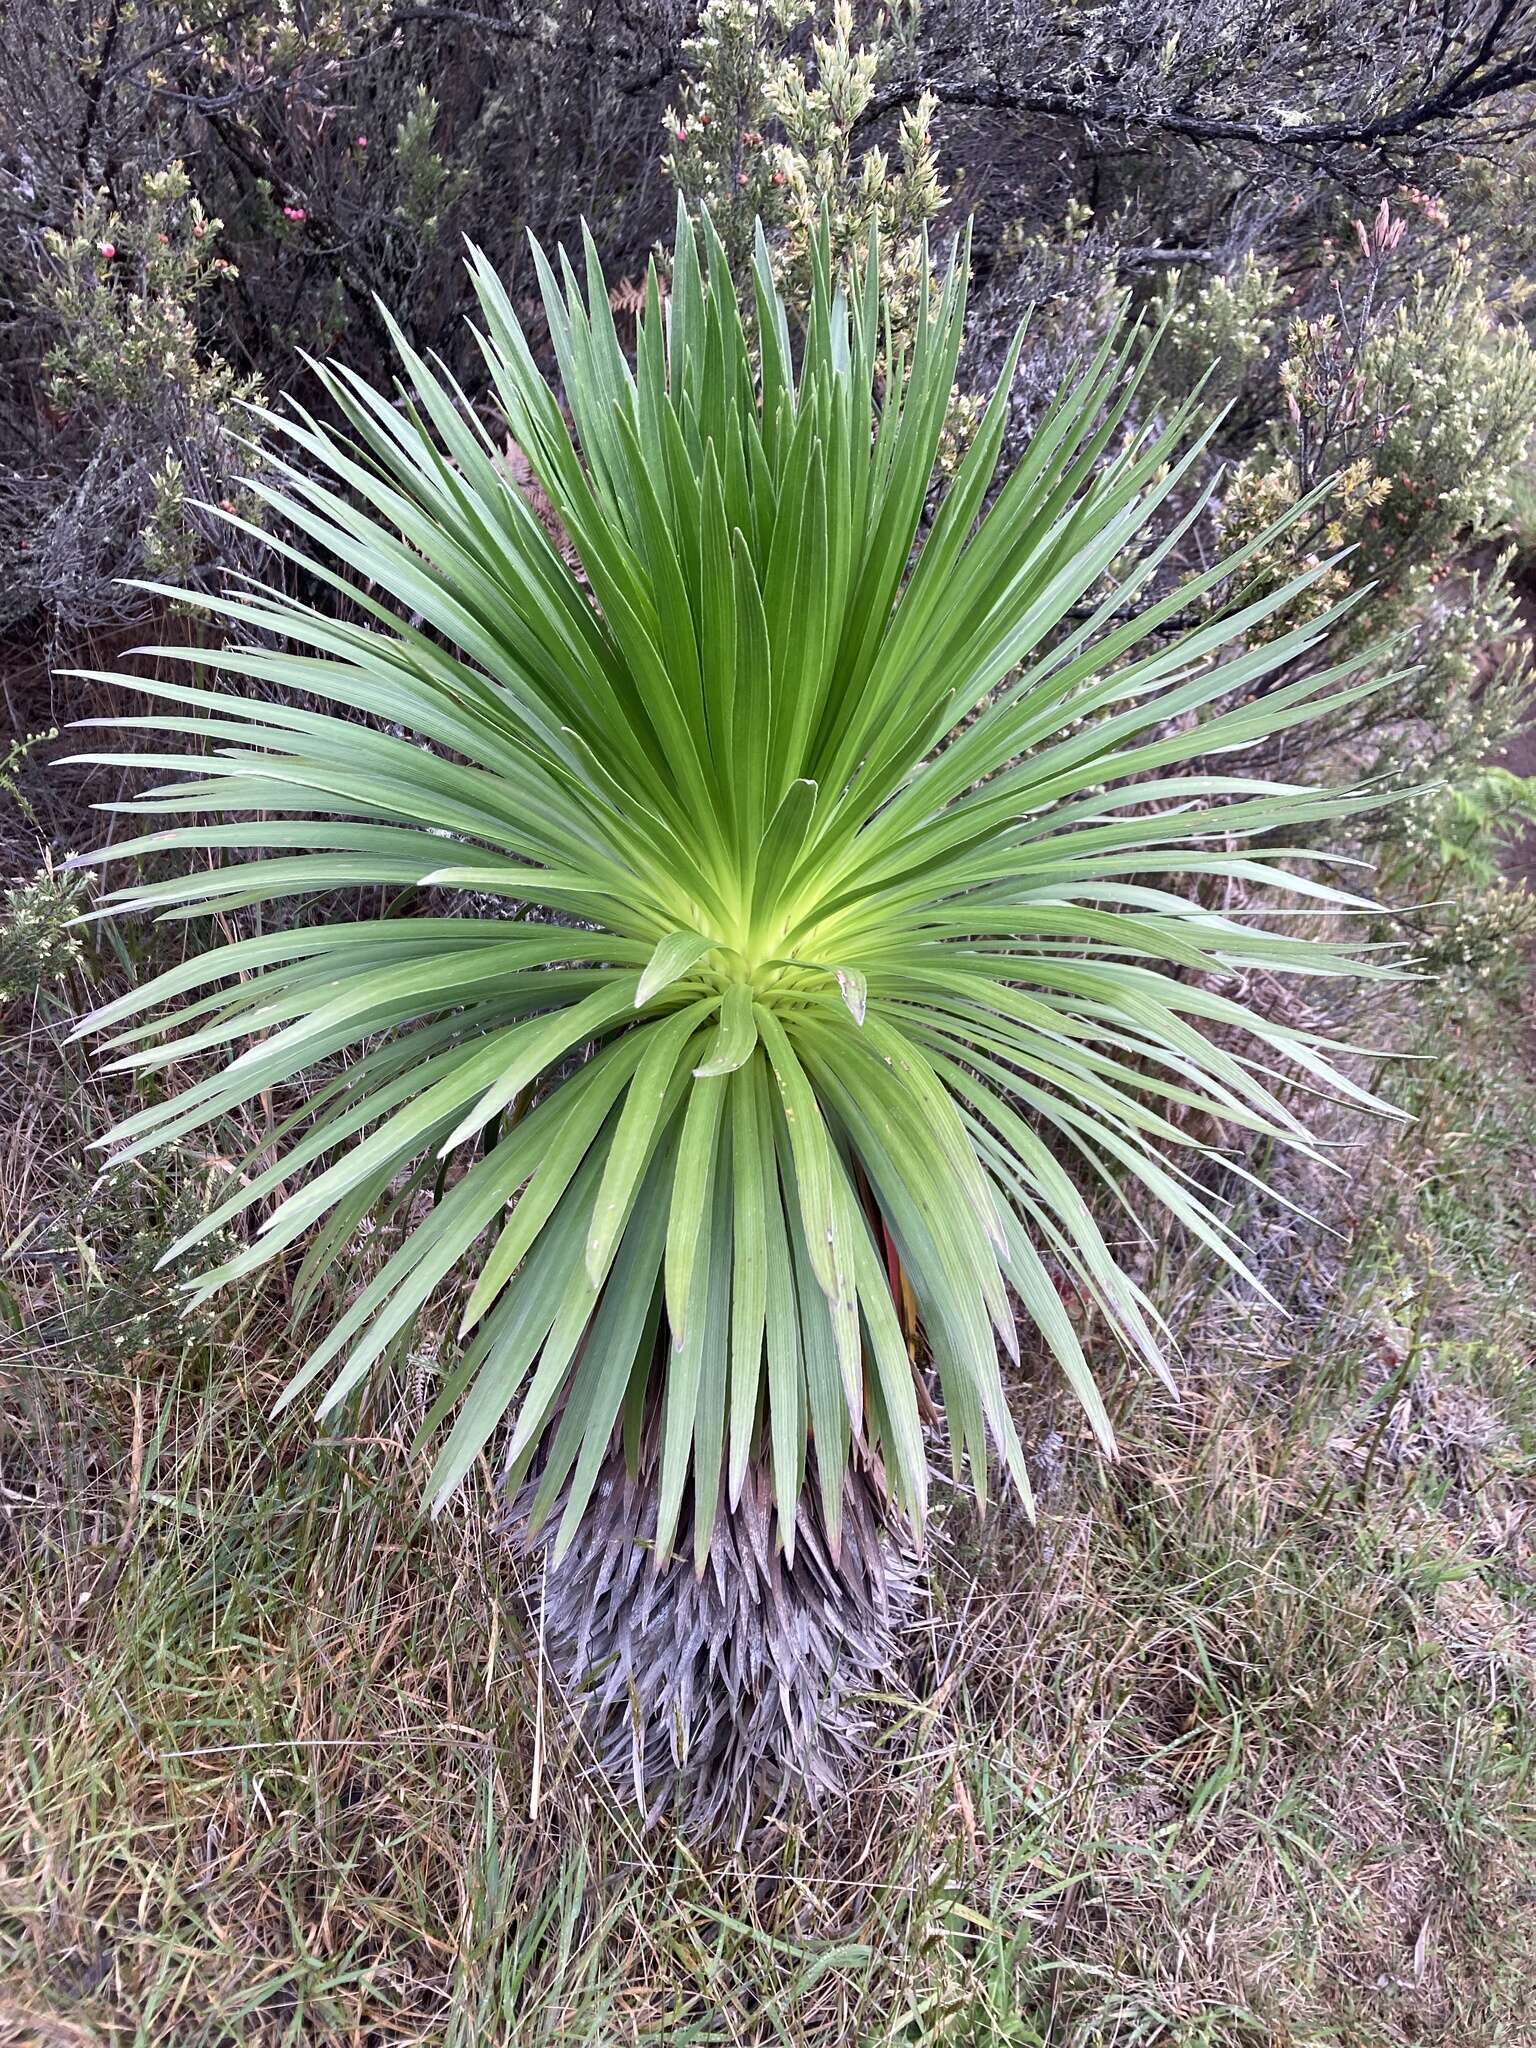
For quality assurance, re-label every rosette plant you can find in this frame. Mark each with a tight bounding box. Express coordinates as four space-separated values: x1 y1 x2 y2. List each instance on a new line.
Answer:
72 210 1391 1818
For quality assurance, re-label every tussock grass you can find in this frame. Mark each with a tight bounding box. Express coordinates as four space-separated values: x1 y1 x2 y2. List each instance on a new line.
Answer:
3 960 1534 2044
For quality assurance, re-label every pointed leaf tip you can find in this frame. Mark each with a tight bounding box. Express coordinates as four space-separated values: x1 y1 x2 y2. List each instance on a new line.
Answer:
834 967 868 1026
637 929 715 1007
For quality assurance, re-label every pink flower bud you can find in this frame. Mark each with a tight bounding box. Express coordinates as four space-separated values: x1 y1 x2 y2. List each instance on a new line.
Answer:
97 241 115 261
676 127 688 141
355 134 368 147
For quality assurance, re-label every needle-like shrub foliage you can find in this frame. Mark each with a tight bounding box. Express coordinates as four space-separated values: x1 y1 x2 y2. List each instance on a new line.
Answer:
72 211 1394 1568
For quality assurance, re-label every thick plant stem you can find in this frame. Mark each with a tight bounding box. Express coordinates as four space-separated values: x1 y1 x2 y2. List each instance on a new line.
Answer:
506 1442 917 1843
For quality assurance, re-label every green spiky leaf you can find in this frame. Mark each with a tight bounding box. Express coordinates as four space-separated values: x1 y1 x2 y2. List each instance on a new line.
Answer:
71 205 1397 1563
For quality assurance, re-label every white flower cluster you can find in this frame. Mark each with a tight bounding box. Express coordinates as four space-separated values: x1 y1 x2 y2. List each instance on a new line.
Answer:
662 0 942 323
0 858 86 1000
